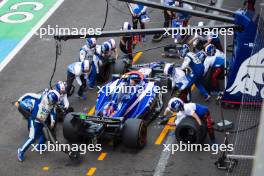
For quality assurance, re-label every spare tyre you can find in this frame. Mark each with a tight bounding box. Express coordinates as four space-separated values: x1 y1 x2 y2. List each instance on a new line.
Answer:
63 113 82 142
175 116 207 144
122 119 147 149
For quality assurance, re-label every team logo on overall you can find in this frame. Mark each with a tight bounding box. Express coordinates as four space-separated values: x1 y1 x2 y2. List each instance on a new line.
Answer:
226 48 264 98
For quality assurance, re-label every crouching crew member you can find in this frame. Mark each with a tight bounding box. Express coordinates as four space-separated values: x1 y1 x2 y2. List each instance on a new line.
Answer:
163 63 193 102
160 98 217 144
66 60 94 99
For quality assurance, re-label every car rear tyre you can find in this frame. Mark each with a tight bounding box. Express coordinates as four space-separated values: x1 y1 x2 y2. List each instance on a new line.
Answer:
175 116 207 144
63 113 81 142
122 119 147 149
97 63 112 82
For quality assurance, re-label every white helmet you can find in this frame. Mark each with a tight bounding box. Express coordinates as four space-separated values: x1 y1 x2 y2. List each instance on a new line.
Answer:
164 63 174 75
168 97 184 112
122 22 132 30
47 90 60 105
55 81 66 94
81 60 90 72
108 38 116 49
86 38 96 48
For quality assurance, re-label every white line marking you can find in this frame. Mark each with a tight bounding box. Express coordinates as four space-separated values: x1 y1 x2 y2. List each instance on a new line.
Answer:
208 0 224 26
153 133 174 176
0 0 64 72
0 0 8 8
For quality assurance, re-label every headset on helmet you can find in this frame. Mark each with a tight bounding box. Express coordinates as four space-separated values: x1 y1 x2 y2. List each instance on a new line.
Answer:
47 90 60 105
164 63 174 76
170 98 184 112
86 38 96 48
205 44 216 56
81 60 90 72
196 51 207 62
55 81 66 94
179 44 190 58
122 22 132 30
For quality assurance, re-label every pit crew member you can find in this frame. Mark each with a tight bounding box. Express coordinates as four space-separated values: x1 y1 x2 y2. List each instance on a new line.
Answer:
203 44 225 94
17 90 60 161
66 60 93 99
128 3 148 33
119 22 133 61
180 44 211 101
163 63 192 102
79 38 97 62
160 97 217 144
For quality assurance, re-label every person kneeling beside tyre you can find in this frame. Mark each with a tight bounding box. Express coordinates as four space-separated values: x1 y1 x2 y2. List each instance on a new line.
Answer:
159 97 217 145
175 114 207 144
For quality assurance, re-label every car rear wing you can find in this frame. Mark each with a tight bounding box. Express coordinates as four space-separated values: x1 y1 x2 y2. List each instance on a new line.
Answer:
71 113 125 124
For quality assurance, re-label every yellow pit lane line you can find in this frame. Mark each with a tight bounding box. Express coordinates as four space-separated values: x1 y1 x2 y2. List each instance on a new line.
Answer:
155 113 176 145
86 167 97 176
42 166 49 171
97 152 107 161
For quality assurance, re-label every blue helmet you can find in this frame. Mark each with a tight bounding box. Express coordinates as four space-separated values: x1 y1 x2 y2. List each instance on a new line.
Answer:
86 38 96 48
130 73 141 81
169 98 184 112
47 90 60 105
179 44 190 58
101 42 111 54
196 51 207 62
205 44 216 56
55 81 66 94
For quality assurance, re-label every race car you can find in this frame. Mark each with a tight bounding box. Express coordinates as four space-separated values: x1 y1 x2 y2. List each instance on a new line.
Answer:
63 70 164 149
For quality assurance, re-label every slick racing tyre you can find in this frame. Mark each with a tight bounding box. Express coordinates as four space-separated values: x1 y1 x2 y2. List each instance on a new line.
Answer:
175 116 207 144
63 113 82 142
122 119 147 149
152 34 163 42
56 107 74 122
97 62 112 83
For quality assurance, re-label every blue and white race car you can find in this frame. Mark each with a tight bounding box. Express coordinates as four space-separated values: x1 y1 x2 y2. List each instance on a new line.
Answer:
63 68 164 149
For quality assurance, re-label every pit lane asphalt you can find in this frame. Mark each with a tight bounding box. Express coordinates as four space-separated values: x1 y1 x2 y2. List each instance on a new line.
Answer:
0 0 261 176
